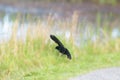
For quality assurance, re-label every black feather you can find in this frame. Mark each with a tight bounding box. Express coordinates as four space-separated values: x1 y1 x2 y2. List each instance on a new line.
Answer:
50 35 64 47
50 35 72 59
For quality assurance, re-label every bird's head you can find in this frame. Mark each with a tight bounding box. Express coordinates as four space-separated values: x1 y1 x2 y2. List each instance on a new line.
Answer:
67 54 72 59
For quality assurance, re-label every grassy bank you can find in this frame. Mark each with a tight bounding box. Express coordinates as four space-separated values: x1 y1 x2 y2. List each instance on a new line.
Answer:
0 15 120 80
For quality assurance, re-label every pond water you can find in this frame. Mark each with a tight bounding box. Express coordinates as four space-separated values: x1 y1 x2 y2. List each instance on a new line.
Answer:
0 2 120 45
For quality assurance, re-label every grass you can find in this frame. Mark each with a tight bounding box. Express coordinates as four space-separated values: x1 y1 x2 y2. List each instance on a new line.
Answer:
0 13 120 80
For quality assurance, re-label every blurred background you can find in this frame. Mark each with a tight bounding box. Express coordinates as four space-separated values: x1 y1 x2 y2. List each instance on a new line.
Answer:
0 0 120 43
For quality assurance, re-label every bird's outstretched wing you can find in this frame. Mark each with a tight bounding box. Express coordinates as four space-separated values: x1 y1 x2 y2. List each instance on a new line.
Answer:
50 35 64 47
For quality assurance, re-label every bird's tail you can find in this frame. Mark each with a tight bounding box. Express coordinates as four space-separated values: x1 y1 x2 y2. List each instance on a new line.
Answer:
50 35 64 47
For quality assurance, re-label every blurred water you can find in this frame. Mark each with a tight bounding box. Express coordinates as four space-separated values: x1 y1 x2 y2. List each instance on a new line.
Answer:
0 13 28 42
0 6 120 45
0 14 12 41
112 28 120 38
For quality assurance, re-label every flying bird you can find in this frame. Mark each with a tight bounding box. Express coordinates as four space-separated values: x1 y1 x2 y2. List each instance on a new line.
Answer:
50 35 72 59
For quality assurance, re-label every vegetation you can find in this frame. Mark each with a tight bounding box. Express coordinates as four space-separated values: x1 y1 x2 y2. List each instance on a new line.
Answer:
4 0 120 5
33 0 119 5
0 13 120 80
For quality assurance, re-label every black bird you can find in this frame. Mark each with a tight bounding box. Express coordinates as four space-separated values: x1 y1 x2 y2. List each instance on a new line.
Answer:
50 35 72 59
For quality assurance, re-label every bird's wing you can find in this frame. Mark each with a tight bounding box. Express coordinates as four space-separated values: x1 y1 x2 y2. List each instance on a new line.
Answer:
50 35 64 47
